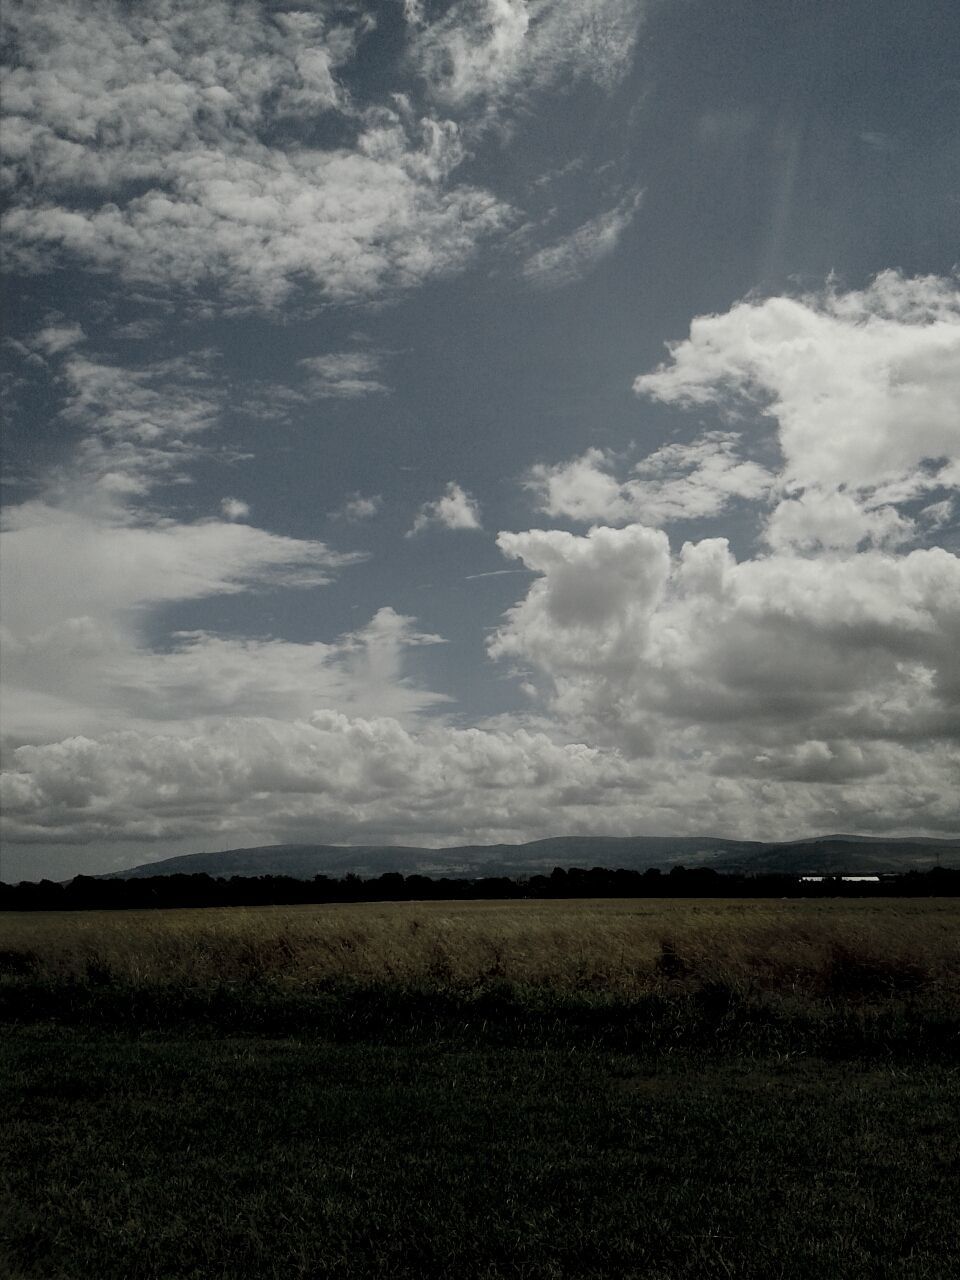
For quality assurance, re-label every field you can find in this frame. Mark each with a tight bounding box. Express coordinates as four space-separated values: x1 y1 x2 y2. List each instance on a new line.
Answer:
5 896 960 995
2 899 959 1278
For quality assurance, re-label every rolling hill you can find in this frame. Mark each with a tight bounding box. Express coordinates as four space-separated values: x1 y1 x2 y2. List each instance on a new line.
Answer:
107 834 959 880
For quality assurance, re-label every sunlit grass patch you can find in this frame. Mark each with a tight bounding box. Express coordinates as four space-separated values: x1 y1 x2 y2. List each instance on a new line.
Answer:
1 899 958 1057
2 898 958 996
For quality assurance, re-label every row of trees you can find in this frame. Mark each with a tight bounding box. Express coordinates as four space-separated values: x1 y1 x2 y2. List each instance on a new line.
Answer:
1 864 957 910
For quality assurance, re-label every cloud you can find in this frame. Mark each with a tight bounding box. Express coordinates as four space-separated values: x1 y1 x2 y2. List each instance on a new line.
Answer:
0 710 645 847
526 434 774 525
634 271 960 550
5 685 957 851
410 0 530 108
762 490 914 552
0 321 476 867
493 524 670 662
465 568 534 580
408 482 483 536
859 130 900 153
490 524 960 803
300 351 391 399
0 603 448 749
0 499 371 769
112 318 163 341
0 340 371 756
522 190 642 288
2 1 512 308
4 320 85 368
0 343 648 853
220 497 250 521
525 273 959 567
920 498 955 532
60 352 220 440
410 0 645 113
5 117 510 310
33 321 85 355
2 501 359 634
33 349 229 502
2 1 652 315
330 493 383 523
4 523 957 852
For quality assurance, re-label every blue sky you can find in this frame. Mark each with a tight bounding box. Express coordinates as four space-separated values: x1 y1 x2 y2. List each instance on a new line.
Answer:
2 0 958 879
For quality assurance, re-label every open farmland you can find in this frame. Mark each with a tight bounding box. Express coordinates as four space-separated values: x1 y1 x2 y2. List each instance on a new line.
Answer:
4 896 960 997
2 898 959 1279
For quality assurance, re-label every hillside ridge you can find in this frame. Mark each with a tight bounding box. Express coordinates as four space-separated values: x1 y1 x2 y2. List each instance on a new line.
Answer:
103 834 960 880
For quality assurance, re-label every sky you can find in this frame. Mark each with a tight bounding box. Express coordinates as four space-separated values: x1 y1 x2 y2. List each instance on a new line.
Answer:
1 0 958 881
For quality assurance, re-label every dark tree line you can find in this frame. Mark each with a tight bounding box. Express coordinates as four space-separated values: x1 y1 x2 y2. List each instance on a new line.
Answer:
1 865 957 910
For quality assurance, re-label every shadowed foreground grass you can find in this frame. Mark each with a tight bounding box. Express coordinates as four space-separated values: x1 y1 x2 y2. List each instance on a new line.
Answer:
2 1031 958 1280
2 900 959 1278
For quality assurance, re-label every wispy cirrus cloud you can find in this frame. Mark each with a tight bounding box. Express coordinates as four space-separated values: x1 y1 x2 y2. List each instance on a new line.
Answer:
409 0 645 114
2 500 357 627
522 190 642 288
299 351 392 400
47 349 226 500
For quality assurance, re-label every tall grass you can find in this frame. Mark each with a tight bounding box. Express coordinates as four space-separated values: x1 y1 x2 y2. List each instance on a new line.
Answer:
5 900 958 1279
3 897 958 998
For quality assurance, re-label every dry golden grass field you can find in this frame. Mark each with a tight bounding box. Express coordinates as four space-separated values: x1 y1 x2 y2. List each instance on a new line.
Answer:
4 896 959 997
4 898 960 1279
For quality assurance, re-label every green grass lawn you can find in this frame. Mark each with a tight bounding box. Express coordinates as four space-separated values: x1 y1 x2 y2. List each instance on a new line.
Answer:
3 1027 959 1280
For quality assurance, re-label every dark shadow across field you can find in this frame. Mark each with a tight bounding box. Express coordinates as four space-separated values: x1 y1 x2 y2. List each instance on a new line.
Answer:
2 1028 959 1280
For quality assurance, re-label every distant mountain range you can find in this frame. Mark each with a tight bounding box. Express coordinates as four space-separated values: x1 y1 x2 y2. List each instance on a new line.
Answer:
107 834 959 880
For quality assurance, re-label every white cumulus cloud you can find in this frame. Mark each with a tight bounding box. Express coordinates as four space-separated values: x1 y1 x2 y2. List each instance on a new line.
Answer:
526 433 774 525
0 711 643 848
490 522 960 829
634 271 960 550
408 482 483 536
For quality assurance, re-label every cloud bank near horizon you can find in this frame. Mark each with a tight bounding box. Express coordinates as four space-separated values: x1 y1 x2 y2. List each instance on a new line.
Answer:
4 274 958 862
